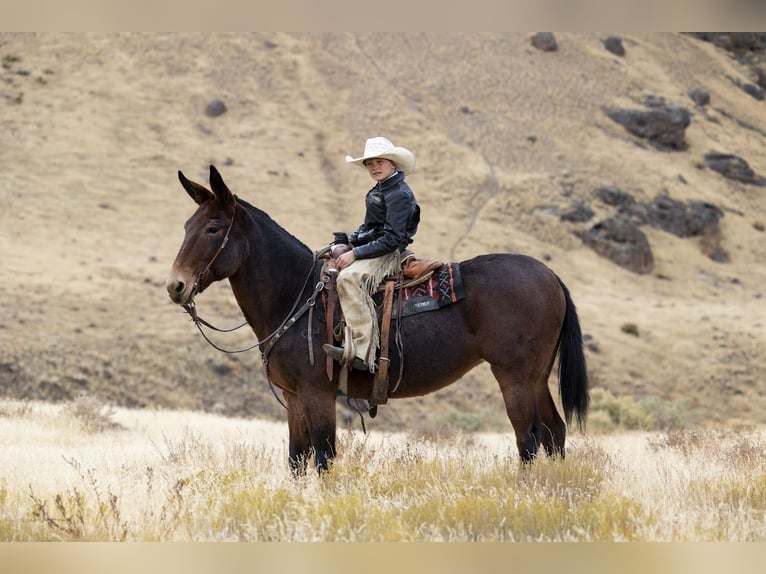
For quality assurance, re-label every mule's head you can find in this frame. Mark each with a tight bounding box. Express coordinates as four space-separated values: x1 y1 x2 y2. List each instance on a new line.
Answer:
165 166 249 305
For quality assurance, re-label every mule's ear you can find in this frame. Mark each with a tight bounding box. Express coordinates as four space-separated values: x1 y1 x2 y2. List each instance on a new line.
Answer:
178 170 214 205
208 165 235 207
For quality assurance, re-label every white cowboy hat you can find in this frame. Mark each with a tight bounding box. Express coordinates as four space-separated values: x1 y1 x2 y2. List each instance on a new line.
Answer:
345 136 416 175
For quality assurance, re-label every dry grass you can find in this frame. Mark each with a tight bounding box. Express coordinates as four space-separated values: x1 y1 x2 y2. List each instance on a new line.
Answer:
1 398 765 542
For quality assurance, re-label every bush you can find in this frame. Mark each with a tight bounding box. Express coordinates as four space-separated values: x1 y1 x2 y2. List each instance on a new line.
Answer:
434 410 484 433
621 323 640 336
64 394 123 434
587 388 700 432
639 395 701 430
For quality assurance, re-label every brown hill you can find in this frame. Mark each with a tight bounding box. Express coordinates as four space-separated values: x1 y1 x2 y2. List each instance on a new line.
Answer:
1 32 764 431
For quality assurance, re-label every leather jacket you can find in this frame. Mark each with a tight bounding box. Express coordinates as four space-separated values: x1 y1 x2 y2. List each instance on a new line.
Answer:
349 171 420 259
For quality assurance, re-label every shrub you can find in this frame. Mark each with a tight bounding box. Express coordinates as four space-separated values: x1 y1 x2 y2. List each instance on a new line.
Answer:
434 410 484 433
621 323 640 336
0 400 32 418
639 395 701 430
587 388 700 432
64 394 123 434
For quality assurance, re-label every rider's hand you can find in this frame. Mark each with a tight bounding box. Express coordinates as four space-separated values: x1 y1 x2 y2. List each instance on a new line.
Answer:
335 250 356 271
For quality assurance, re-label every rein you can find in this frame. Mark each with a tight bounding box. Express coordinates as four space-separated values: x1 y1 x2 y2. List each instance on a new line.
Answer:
182 267 325 412
181 302 257 353
182 254 324 359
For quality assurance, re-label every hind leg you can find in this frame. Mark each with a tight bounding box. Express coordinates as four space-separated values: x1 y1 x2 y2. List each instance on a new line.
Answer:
536 384 567 458
491 365 543 462
535 358 567 458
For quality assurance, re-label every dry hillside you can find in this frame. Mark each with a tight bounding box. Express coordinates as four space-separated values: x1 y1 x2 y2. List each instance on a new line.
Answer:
1 32 764 432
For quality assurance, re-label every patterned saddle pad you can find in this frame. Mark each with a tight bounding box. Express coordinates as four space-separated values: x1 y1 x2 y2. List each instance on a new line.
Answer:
373 262 465 319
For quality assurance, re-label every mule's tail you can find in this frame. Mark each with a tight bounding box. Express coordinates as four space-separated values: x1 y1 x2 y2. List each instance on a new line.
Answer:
556 278 590 430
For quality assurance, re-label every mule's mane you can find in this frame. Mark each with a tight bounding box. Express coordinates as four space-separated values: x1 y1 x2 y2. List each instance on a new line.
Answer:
235 196 314 257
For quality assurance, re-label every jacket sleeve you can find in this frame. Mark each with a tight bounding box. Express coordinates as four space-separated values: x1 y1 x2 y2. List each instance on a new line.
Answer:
348 223 368 246
353 187 413 259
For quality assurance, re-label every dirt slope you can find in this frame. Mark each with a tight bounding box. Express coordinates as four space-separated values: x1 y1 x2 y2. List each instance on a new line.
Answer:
1 32 764 430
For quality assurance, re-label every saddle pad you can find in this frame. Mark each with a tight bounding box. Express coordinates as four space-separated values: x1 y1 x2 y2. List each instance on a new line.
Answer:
374 262 465 319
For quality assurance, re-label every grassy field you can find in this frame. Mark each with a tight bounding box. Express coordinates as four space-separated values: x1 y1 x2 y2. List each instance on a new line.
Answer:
1 396 765 542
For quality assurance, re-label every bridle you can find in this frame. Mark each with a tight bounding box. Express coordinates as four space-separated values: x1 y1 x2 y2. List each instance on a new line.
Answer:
181 198 252 347
187 198 239 303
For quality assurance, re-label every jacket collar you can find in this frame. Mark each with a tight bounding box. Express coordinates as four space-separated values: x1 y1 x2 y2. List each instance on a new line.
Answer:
374 171 405 193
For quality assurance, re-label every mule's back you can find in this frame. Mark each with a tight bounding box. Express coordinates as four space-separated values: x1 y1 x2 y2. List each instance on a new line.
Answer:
458 253 567 353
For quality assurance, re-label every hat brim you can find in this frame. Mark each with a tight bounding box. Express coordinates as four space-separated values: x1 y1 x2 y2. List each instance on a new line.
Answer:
345 147 416 175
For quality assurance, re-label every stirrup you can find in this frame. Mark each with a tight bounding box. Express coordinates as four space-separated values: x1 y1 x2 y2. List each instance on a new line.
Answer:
322 344 369 371
342 326 355 363
341 326 369 371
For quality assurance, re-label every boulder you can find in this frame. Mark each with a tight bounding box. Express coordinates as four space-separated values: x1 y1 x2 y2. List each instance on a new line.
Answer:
755 68 766 90
688 88 710 106
704 151 766 186
205 97 227 117
604 36 625 57
594 185 635 208
605 103 690 150
559 201 594 223
579 214 654 274
646 194 724 238
531 33 558 52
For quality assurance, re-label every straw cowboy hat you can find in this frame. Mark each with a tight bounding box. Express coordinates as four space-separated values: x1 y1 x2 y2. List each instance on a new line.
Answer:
345 136 416 175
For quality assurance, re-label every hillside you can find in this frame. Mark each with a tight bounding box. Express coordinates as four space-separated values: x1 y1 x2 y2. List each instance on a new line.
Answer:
1 32 764 431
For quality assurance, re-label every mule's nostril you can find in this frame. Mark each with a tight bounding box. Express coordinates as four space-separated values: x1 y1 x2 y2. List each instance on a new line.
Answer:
165 277 187 303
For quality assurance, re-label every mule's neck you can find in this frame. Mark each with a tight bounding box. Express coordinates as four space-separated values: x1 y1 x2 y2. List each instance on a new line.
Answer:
227 202 315 340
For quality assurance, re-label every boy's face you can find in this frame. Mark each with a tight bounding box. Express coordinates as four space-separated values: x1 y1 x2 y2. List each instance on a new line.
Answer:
363 158 397 182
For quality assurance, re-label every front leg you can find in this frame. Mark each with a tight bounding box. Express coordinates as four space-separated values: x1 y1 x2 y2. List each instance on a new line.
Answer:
301 388 338 473
285 391 311 476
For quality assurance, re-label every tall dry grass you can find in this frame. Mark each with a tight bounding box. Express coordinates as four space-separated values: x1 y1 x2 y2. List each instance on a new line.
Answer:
1 397 765 541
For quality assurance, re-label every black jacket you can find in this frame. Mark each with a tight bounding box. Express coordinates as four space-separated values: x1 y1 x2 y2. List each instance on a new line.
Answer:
349 171 420 259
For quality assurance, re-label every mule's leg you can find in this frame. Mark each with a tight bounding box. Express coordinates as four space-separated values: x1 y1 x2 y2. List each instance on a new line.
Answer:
535 357 567 458
285 392 311 476
536 383 567 458
300 389 337 474
490 365 542 463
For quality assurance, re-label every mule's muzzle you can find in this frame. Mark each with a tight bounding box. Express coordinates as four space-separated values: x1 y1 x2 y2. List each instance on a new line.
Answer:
165 275 197 305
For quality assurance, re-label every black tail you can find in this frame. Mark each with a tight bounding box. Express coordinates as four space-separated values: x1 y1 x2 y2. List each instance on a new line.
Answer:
556 278 590 430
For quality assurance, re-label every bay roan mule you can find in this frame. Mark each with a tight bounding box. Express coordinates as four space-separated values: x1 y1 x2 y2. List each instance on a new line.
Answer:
166 166 589 473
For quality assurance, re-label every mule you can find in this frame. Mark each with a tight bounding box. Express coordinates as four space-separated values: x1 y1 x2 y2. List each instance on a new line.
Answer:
165 166 589 473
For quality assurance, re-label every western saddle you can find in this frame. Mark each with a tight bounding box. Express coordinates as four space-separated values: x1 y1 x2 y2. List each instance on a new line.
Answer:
321 246 442 405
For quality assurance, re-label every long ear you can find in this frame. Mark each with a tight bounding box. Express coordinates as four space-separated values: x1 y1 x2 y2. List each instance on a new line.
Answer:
178 170 215 205
209 165 235 208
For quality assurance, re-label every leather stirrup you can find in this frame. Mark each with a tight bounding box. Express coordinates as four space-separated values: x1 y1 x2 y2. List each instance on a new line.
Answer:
371 279 395 405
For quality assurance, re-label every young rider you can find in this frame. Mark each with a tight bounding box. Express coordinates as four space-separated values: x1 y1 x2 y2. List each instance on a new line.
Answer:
324 136 420 372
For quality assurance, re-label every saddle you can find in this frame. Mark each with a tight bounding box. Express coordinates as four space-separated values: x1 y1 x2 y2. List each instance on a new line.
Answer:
320 247 443 405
